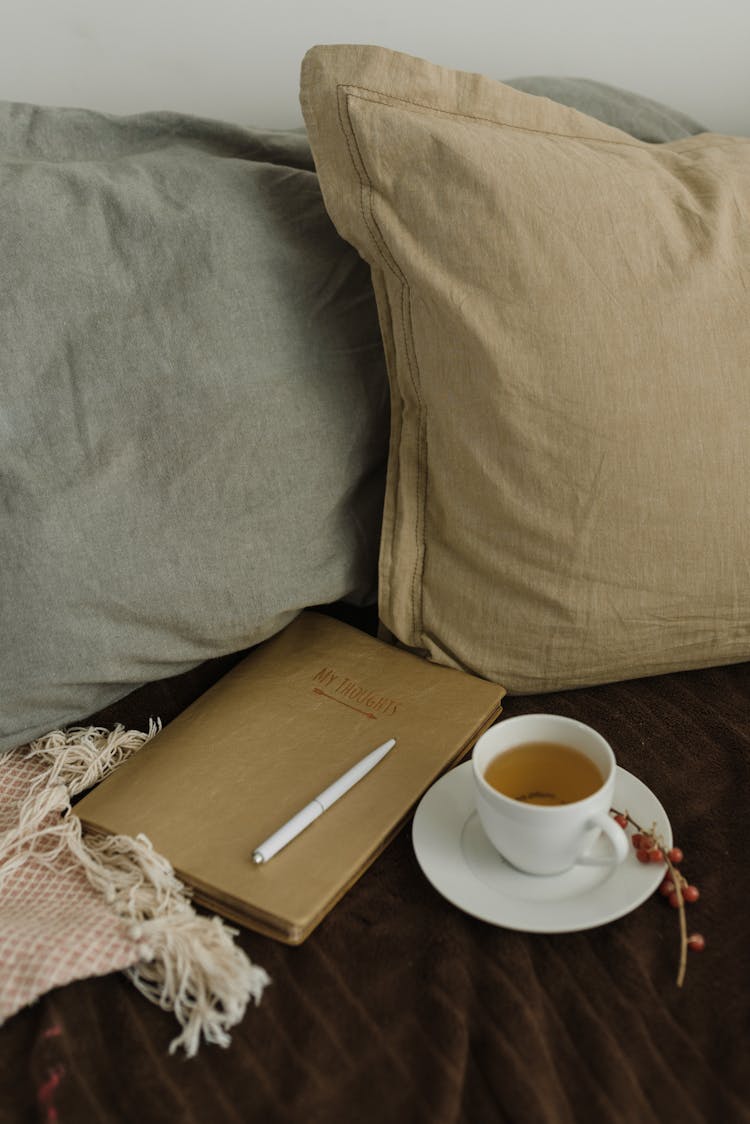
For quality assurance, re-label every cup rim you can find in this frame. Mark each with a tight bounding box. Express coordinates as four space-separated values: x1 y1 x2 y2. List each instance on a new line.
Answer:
472 714 615 814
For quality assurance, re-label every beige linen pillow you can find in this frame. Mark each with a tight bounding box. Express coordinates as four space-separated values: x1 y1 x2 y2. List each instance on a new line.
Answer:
300 45 750 692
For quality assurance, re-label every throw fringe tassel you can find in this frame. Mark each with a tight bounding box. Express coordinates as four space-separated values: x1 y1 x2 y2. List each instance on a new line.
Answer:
0 723 270 1056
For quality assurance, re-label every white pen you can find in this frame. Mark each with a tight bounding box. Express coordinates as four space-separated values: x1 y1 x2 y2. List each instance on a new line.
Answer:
251 737 396 864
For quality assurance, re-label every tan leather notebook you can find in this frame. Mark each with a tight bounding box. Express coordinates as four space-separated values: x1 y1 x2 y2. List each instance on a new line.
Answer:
76 611 505 943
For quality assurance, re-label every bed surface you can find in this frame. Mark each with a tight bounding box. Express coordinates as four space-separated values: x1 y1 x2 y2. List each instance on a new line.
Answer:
2 606 748 1124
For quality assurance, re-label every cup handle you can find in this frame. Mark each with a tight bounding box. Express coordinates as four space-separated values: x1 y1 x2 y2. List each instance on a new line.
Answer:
576 811 629 866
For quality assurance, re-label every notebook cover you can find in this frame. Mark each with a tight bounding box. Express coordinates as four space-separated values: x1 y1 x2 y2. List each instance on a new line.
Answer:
76 611 505 943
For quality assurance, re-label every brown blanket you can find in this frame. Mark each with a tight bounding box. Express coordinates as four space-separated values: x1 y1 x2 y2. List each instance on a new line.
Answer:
2 606 748 1124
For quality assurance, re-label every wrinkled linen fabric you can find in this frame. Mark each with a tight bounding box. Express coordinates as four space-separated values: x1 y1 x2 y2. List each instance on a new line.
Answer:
505 74 706 141
0 105 389 753
0 78 708 752
0 78 706 754
301 45 749 692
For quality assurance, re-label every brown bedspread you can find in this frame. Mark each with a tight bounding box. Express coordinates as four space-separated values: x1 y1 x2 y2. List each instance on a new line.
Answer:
2 606 749 1124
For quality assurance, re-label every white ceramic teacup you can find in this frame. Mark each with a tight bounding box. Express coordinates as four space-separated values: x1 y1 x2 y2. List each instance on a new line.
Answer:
472 714 628 876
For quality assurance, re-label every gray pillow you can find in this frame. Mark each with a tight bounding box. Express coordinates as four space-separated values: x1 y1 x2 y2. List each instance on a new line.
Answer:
0 105 389 752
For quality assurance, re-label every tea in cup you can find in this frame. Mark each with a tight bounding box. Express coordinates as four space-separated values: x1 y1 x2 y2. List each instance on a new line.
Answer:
472 714 628 876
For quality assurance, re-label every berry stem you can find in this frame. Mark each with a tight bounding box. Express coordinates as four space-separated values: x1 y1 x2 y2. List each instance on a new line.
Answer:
664 853 687 988
611 805 689 987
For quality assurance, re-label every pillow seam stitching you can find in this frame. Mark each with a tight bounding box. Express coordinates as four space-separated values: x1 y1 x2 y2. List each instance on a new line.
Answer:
339 84 652 149
335 83 428 647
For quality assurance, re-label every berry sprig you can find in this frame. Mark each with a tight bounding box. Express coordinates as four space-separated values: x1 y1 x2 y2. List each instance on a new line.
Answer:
611 808 704 987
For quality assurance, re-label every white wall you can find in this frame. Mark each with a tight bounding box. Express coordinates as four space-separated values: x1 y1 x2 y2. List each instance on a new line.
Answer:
2 0 749 135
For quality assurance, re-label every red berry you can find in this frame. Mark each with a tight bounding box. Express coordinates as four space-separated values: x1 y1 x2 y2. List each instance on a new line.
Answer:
682 885 700 903
648 848 664 863
659 878 675 896
636 849 651 864
668 891 681 908
613 814 628 829
631 833 643 849
667 847 684 864
687 933 706 952
641 835 655 851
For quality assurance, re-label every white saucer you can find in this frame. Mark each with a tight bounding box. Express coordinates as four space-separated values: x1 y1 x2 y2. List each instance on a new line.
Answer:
412 763 672 933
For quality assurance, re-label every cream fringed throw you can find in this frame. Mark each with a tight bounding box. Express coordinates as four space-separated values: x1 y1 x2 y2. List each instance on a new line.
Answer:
0 724 270 1056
